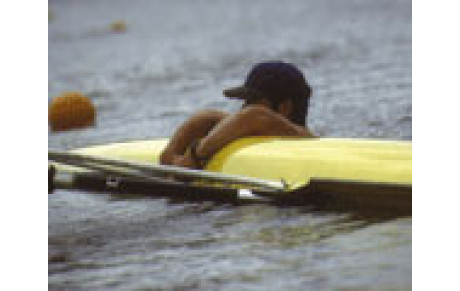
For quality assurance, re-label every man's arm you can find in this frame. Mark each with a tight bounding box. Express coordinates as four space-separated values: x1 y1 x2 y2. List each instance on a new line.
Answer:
194 105 315 160
160 109 228 165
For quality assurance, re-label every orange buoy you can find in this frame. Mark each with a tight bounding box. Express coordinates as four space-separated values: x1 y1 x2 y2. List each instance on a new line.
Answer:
49 92 96 132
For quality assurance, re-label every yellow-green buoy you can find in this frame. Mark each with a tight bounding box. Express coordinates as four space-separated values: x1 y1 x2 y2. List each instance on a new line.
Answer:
110 21 127 33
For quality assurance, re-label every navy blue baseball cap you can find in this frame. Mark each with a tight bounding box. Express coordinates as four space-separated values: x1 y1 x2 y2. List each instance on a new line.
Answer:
223 61 311 102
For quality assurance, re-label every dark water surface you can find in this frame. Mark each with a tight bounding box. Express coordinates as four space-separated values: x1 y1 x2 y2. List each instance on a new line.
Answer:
49 0 411 289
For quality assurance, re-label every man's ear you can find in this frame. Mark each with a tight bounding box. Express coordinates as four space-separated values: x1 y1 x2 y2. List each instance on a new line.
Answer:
278 99 293 118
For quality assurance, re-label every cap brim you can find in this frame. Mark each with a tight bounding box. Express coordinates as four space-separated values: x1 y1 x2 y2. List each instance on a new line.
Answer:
223 86 249 99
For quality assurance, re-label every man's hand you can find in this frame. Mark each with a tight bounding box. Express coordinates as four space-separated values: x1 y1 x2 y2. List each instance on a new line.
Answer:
171 149 200 169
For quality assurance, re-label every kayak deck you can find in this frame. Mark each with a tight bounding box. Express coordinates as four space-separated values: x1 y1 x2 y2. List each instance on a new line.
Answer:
73 137 412 190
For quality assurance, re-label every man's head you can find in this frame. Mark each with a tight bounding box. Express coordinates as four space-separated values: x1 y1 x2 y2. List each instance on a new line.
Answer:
223 61 312 126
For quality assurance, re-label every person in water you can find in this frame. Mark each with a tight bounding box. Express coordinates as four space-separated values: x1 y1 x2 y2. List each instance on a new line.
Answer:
160 61 315 169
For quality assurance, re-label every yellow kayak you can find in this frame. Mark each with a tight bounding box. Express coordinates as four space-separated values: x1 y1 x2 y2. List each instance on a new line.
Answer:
49 137 411 215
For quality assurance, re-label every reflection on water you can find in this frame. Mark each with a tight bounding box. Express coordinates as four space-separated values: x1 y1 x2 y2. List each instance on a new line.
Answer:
49 0 411 289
